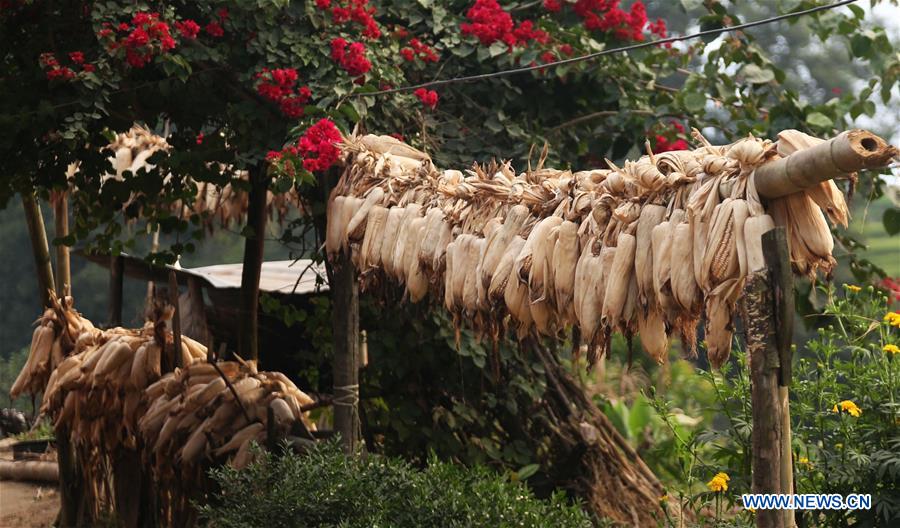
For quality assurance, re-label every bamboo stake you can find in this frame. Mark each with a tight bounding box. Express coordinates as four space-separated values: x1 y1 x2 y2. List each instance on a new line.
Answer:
53 192 71 297
755 129 897 199
21 192 56 308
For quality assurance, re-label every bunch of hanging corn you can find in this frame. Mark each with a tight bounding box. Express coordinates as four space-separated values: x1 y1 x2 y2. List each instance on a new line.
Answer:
66 125 302 228
327 130 852 368
139 360 315 472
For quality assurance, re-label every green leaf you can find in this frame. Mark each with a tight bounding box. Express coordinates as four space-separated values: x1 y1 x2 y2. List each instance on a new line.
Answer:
488 41 507 58
516 464 540 481
883 208 900 236
683 92 706 113
850 34 872 58
805 112 833 129
742 64 775 84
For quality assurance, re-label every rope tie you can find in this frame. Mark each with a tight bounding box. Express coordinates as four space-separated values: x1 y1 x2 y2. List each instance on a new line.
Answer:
333 384 360 407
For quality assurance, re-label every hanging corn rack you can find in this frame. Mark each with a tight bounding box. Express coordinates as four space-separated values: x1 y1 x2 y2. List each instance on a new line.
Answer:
12 292 317 523
327 129 896 368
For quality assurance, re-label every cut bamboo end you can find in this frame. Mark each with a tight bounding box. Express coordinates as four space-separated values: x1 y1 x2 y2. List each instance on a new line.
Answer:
755 129 898 199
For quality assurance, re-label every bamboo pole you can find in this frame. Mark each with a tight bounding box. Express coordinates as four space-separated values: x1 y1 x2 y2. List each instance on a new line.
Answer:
21 192 56 308
755 129 897 199
53 192 71 297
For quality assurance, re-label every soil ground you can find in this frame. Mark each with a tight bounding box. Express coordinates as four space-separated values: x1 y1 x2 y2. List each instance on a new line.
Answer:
0 480 58 528
0 438 59 528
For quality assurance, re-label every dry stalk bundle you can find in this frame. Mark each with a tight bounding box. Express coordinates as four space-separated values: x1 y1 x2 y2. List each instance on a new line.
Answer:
329 129 867 367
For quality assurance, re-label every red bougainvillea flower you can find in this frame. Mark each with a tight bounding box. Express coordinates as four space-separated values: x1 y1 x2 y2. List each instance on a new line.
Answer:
573 0 650 41
206 21 224 37
401 38 439 63
540 51 555 63
330 38 371 77
328 0 381 39
297 119 343 172
106 11 178 68
68 51 85 64
414 88 439 109
881 277 900 301
559 44 574 56
255 67 312 118
82 63 96 73
176 20 201 39
544 0 562 12
460 0 547 49
195 133 204 145
654 121 688 152
389 133 405 141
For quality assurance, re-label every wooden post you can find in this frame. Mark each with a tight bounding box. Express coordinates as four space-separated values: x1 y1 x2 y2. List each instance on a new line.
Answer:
55 425 84 528
237 166 268 361
53 192 71 296
741 238 784 528
168 271 183 370
21 192 56 308
763 228 796 528
108 254 124 327
331 253 360 453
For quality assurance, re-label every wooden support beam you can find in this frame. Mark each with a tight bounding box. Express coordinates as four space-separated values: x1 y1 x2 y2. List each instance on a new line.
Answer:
108 254 124 327
331 253 360 454
21 192 55 308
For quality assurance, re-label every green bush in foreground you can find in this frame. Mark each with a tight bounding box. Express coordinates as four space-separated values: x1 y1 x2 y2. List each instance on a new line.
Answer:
200 440 592 528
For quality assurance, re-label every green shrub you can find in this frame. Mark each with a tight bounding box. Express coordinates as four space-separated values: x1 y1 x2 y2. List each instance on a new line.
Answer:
200 441 593 528
645 284 900 527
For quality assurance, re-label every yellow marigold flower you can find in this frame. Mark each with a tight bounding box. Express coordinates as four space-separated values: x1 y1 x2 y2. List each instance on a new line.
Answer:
885 312 900 328
845 284 862 293
797 456 811 467
707 472 730 492
659 494 668 503
884 344 900 355
833 400 862 417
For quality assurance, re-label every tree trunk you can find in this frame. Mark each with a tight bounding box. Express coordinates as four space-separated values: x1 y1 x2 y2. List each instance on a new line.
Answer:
21 192 56 308
331 253 360 453
53 192 71 296
237 166 268 361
